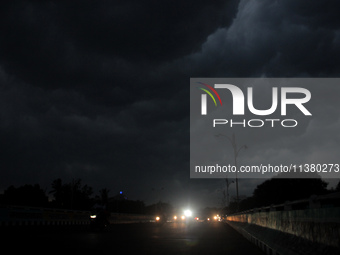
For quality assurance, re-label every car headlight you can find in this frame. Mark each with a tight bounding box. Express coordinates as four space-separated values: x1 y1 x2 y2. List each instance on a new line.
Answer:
184 209 192 217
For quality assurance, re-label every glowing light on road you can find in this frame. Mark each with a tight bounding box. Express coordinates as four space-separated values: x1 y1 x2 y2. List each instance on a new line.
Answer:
156 216 160 221
174 216 177 220
184 209 192 217
181 215 185 220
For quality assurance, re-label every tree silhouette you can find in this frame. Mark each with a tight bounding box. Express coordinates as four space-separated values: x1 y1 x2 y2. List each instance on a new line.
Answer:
252 172 328 207
2 184 48 207
50 178 63 207
49 178 94 210
336 180 340 192
226 172 330 213
98 188 110 206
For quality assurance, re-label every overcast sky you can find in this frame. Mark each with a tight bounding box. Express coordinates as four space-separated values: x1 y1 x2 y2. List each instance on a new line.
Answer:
0 0 340 209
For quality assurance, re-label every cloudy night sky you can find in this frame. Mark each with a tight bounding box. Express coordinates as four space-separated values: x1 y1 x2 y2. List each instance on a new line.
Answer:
0 0 340 209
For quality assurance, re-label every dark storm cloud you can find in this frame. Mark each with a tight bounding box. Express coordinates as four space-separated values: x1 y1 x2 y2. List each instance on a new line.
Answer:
188 0 340 77
0 0 239 89
184 0 340 202
0 1 240 177
0 0 339 206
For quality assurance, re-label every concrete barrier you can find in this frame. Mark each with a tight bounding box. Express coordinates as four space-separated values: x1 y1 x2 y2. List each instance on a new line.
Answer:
226 192 340 254
109 213 154 224
0 205 90 227
0 205 155 227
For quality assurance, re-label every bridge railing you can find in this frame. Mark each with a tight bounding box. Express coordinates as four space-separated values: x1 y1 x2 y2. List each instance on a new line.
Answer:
226 192 340 248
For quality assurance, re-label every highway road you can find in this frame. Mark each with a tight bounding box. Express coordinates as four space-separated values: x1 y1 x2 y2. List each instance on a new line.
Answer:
2 222 265 254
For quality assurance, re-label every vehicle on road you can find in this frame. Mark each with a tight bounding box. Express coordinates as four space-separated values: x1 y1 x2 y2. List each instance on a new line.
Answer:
90 209 110 230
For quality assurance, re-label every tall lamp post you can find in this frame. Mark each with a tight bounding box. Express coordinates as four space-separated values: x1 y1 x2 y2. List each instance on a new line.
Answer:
215 133 247 202
225 177 234 206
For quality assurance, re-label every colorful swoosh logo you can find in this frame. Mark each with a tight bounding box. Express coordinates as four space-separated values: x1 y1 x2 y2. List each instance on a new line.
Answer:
197 82 222 106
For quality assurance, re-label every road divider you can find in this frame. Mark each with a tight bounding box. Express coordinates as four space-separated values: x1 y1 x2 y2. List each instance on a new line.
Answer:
0 205 155 227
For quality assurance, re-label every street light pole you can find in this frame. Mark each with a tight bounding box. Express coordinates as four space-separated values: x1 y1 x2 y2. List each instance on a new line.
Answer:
216 133 247 203
225 177 234 206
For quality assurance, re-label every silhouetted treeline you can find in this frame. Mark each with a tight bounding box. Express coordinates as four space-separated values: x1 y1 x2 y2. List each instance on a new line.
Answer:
145 201 173 216
49 178 93 210
1 175 338 214
0 184 48 207
108 199 145 214
226 172 334 214
0 178 146 214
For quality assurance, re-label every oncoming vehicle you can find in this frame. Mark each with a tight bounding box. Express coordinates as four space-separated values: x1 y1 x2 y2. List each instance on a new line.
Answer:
172 209 194 223
155 214 167 224
172 215 186 222
90 209 110 230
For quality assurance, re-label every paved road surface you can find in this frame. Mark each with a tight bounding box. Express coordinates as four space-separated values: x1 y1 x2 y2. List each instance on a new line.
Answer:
2 222 265 254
